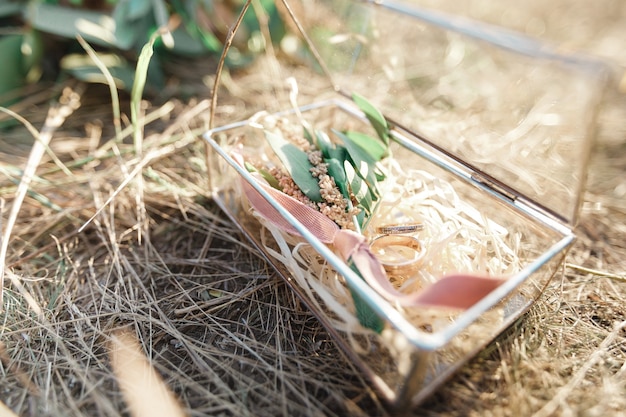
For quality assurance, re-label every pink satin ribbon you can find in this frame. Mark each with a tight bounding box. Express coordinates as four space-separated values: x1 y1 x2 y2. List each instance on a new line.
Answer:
239 169 506 310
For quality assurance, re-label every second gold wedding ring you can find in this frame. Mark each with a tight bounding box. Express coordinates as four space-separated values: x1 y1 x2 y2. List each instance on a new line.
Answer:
375 223 424 235
370 234 425 275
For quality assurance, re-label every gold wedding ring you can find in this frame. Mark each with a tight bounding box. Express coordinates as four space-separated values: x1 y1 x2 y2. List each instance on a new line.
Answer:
375 223 424 235
370 235 425 275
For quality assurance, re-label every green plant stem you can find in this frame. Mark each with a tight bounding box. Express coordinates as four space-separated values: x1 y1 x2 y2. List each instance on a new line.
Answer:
76 35 123 143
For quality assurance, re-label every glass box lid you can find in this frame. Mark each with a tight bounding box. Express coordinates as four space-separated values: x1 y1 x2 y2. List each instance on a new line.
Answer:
281 0 609 226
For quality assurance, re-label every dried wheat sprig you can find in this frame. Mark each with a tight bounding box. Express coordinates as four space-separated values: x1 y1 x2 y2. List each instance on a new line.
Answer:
565 263 626 283
0 85 82 310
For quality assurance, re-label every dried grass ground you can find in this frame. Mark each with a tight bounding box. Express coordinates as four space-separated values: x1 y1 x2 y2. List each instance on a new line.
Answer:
2 22 626 417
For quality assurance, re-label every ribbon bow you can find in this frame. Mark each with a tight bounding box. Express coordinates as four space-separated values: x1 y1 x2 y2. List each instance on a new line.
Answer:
240 176 506 311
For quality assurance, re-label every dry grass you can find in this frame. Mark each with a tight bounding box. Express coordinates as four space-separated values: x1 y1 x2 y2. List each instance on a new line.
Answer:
0 80 387 417
2 4 626 416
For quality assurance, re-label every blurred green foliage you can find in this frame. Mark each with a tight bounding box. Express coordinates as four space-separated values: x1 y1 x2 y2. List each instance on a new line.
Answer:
0 0 285 104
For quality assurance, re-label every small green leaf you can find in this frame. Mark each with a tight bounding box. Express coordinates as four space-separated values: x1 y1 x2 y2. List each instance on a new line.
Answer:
314 130 333 158
343 130 388 161
131 31 160 150
28 4 136 50
333 129 376 166
344 160 372 214
265 130 322 202
326 158 349 199
112 1 150 49
348 262 384 333
0 35 26 99
333 129 382 197
361 189 374 214
333 129 375 164
355 210 366 227
21 31 43 78
245 161 281 190
244 161 256 172
352 92 389 146
375 168 386 182
327 143 347 162
259 168 281 190
303 126 314 144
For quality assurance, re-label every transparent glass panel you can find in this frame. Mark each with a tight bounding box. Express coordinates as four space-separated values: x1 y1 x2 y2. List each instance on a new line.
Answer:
204 101 572 408
284 0 607 225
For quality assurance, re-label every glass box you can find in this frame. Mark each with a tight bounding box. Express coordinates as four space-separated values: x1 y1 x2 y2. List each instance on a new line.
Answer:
202 0 607 410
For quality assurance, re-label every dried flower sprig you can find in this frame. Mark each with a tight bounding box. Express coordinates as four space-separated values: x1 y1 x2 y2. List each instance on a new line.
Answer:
247 93 391 233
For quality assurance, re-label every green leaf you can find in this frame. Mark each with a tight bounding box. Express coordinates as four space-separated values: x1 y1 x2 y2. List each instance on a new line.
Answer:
21 31 43 78
244 161 256 172
112 1 151 50
343 130 388 161
348 262 384 333
314 130 333 159
0 30 43 101
374 169 386 182
344 160 372 214
326 158 349 199
131 30 161 150
264 130 322 202
27 4 135 49
132 34 157 105
303 125 314 144
0 35 26 100
245 161 280 190
333 129 376 166
327 144 347 161
333 129 382 199
258 168 281 190
352 92 389 146
355 209 366 227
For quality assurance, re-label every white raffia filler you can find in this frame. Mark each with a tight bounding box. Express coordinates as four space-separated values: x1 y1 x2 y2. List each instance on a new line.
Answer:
245 151 521 349
228 103 526 361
